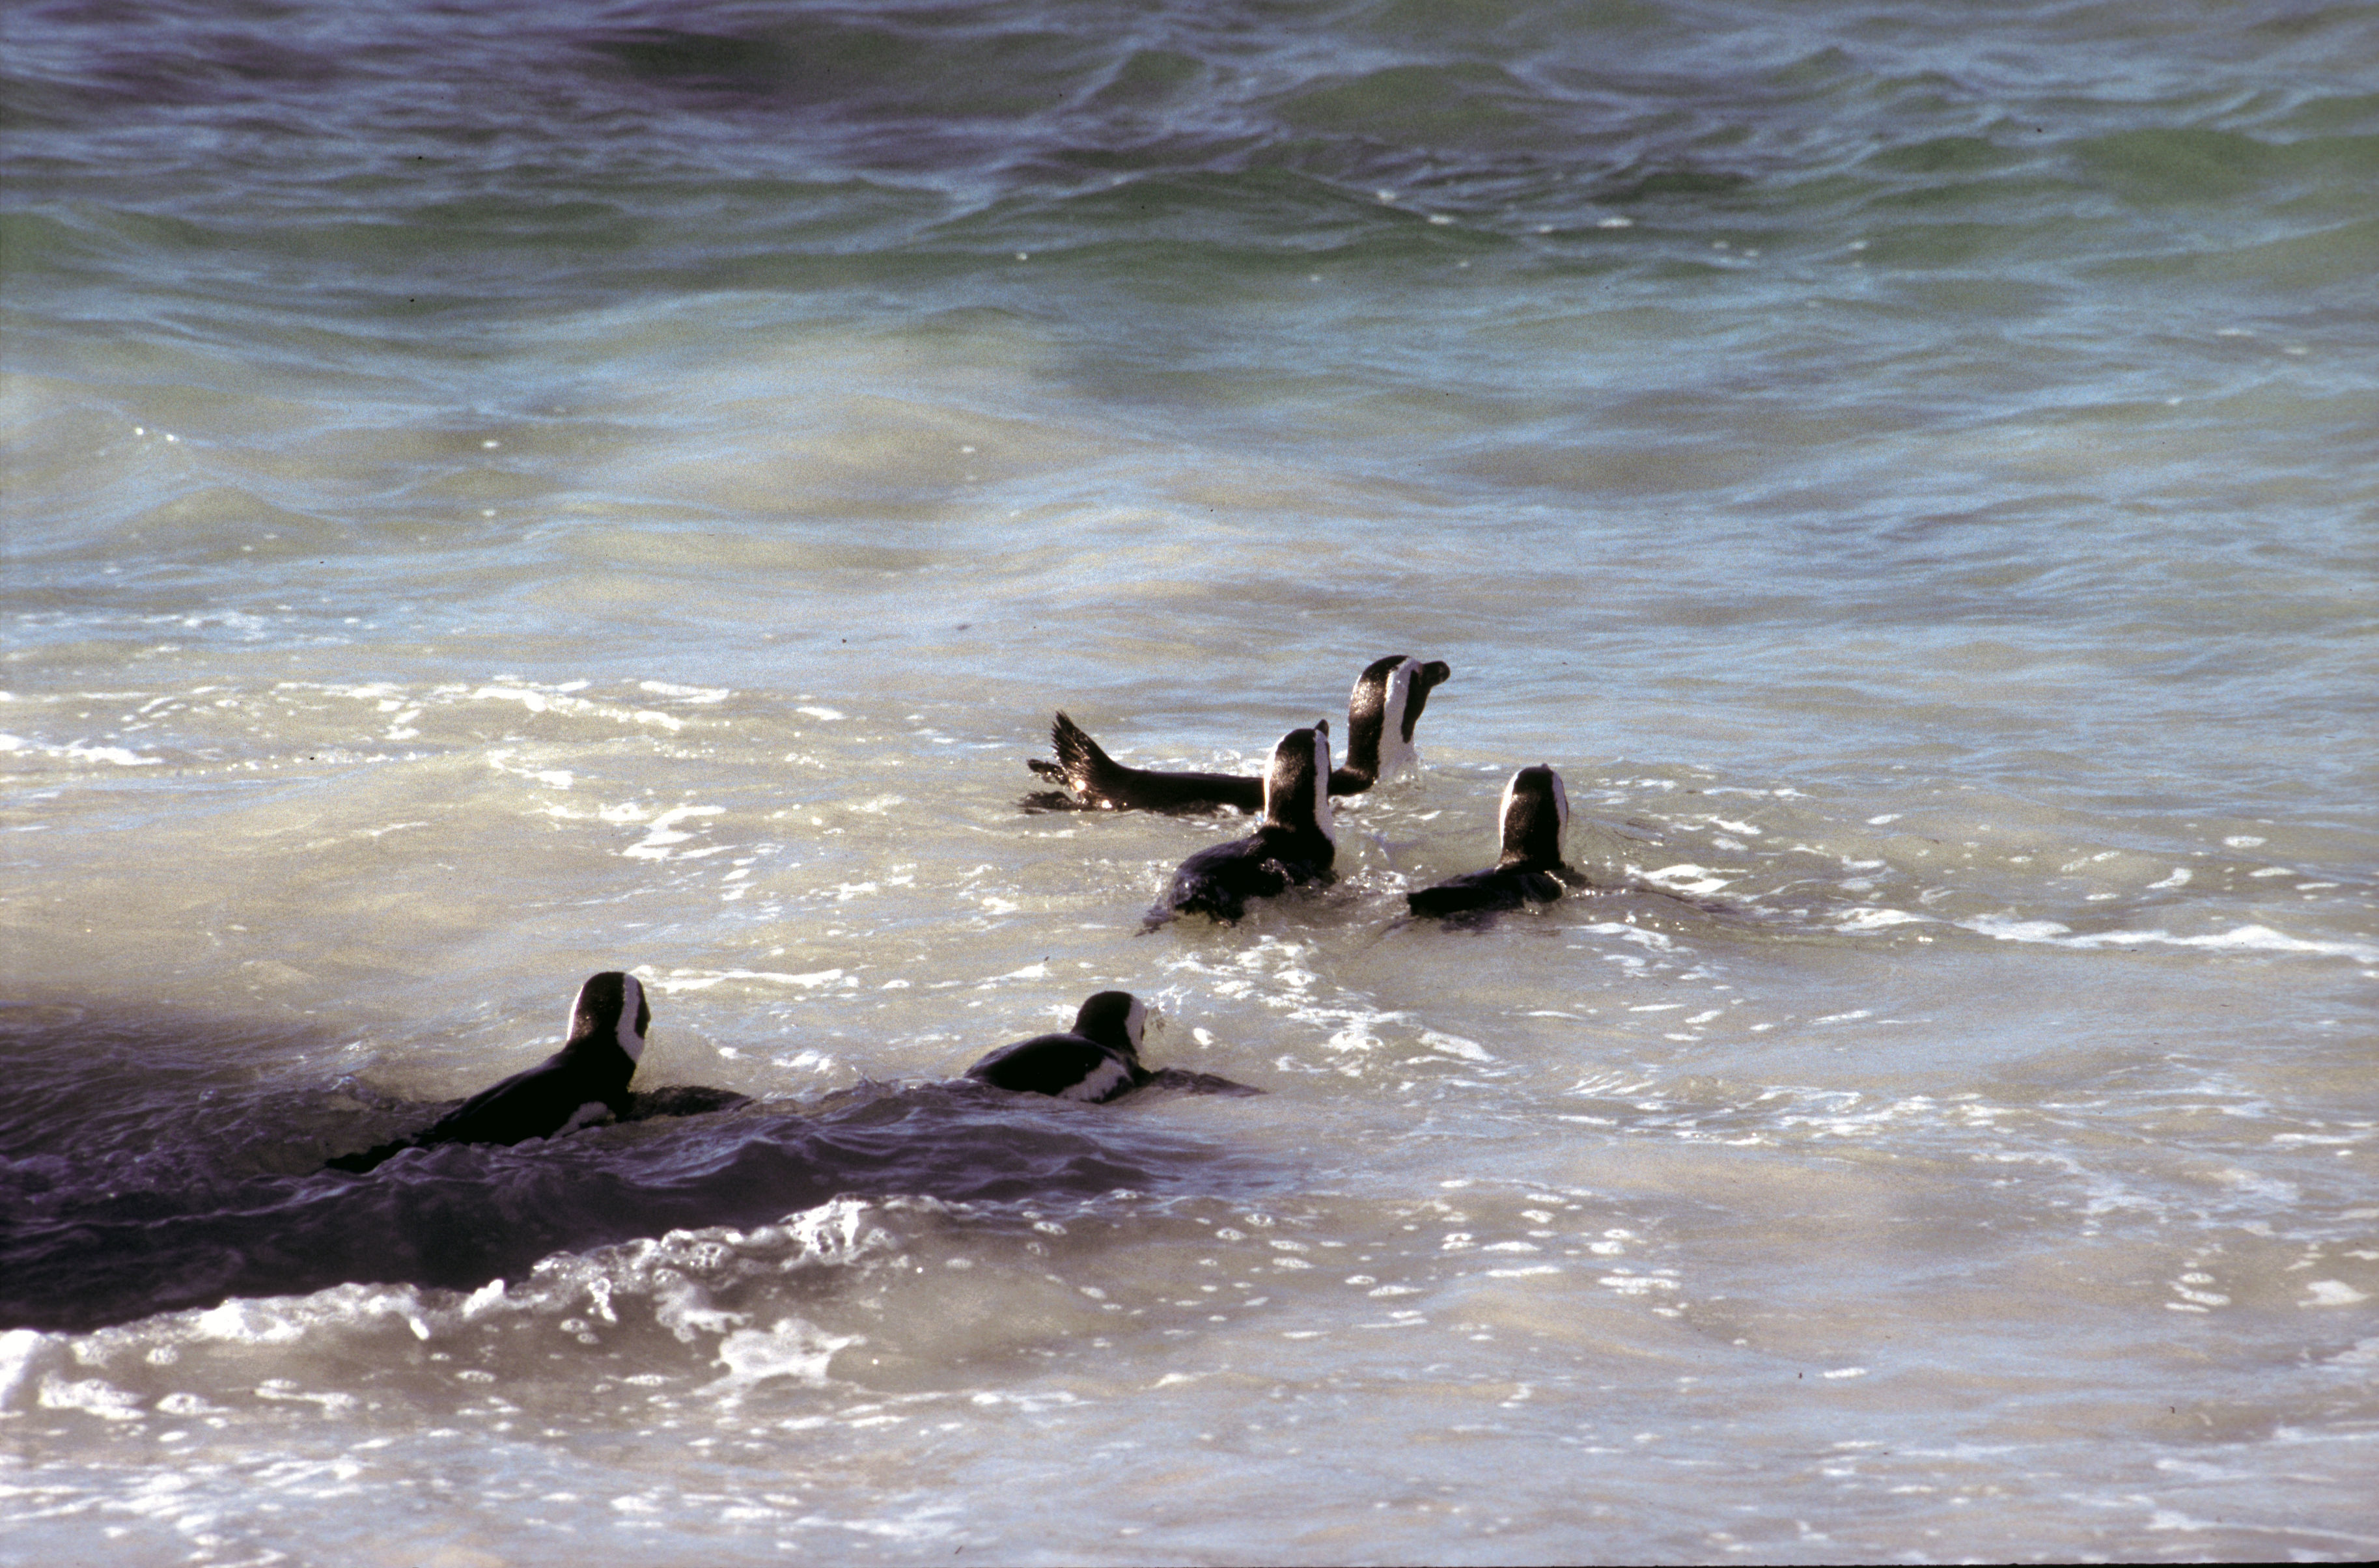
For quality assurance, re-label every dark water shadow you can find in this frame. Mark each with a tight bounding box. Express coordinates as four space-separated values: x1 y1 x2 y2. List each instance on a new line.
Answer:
0 997 1282 1334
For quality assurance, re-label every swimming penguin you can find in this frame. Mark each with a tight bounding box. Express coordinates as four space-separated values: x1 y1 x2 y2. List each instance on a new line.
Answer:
1341 653 1451 793
963 990 1152 1102
325 972 650 1174
1026 654 1450 813
1150 724 1337 924
1407 765 1587 919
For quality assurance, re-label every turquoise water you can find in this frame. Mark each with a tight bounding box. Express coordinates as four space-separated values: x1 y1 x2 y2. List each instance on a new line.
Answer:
4 1 2376 1561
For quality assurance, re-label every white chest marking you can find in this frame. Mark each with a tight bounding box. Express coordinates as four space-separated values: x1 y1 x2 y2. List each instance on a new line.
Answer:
1059 1055 1132 1103
557 1100 614 1136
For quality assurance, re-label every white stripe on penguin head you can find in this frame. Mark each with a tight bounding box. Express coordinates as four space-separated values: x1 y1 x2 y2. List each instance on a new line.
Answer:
616 974 646 1063
1311 724 1335 840
1375 658 1419 775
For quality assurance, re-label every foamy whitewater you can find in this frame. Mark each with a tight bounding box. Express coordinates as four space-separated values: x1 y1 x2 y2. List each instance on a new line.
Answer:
3 1 2375 1561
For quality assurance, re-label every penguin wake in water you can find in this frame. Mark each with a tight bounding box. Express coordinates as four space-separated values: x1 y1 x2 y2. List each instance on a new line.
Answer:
1148 724 1337 926
1406 764 1587 921
1026 654 1449 813
326 971 673 1174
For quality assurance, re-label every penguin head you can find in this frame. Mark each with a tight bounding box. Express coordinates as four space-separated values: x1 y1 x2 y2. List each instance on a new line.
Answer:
568 970 650 1063
1348 655 1451 777
1402 659 1451 743
1262 722 1334 840
1497 765 1570 868
1073 990 1147 1057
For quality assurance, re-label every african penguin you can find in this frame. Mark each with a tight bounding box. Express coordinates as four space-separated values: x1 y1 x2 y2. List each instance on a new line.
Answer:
1025 655 1449 812
1406 765 1587 920
1339 653 1450 792
964 991 1152 1103
1150 723 1337 924
324 971 650 1174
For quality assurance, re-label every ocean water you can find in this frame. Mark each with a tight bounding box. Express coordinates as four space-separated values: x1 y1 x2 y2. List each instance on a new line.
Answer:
3 0 2376 1561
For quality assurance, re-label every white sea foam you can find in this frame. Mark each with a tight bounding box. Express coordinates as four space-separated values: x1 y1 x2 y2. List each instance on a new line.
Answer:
0 1328 57 1410
1960 916 2378 965
1418 1030 1492 1062
38 1376 145 1419
622 804 724 859
639 680 731 703
650 967 847 993
467 683 564 712
0 733 162 767
1835 907 1932 931
1639 862 1732 896
71 741 160 765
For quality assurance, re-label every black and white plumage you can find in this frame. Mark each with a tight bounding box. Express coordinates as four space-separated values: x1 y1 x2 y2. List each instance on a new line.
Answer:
1339 653 1449 793
325 972 650 1174
1150 724 1337 925
1406 765 1587 920
963 991 1152 1103
1025 654 1449 813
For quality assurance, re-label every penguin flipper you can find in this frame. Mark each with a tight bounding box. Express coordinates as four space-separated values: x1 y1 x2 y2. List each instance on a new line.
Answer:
1049 710 1113 782
1407 869 1519 920
1049 711 1262 814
